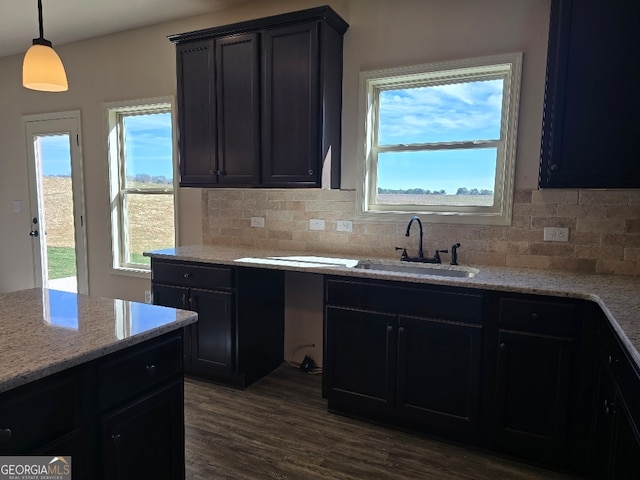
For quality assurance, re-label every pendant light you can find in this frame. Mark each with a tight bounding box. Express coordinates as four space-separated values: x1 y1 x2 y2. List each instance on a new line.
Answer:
22 0 68 92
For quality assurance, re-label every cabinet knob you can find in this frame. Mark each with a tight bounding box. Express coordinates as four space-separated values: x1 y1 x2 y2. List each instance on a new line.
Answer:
183 273 192 279
0 428 11 443
111 434 122 446
308 169 314 176
146 364 157 377
398 327 405 335
209 170 215 175
499 343 507 351
531 312 539 321
387 325 393 333
550 164 558 171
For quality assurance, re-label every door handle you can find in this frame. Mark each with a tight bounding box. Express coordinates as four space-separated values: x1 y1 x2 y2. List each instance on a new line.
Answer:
29 230 39 237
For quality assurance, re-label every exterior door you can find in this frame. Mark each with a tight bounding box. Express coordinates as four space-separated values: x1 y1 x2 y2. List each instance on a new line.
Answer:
24 111 88 294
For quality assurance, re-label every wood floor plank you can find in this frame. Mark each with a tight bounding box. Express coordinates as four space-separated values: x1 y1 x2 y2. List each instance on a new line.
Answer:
184 365 581 480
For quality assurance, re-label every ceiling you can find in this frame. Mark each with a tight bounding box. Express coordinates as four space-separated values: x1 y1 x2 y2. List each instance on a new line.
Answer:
0 0 253 59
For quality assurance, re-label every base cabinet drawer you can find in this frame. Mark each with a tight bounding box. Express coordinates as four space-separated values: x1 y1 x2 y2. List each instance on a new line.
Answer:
0 371 80 454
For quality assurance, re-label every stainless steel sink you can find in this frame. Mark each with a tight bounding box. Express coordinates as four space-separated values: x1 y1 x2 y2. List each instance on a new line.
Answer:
353 260 478 278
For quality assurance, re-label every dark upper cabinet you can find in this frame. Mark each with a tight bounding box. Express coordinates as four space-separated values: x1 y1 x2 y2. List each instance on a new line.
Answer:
170 6 348 188
539 0 640 188
262 22 320 186
176 40 216 186
216 33 260 185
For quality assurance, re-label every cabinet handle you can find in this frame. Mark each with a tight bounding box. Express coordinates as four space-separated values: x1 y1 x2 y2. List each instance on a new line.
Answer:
398 327 405 335
181 293 188 309
0 428 11 443
111 434 122 446
188 296 195 310
387 325 393 333
146 364 157 377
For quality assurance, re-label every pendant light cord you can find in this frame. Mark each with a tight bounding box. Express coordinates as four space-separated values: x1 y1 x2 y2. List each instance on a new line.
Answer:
37 0 44 39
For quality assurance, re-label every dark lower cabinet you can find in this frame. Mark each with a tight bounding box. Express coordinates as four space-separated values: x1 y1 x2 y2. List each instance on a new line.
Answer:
102 380 184 480
494 330 573 463
324 278 486 441
397 315 483 437
151 258 285 388
596 321 640 480
325 306 395 414
186 288 234 374
324 279 608 475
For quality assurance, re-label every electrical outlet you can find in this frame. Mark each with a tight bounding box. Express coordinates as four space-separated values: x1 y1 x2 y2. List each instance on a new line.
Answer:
250 216 265 228
336 220 353 232
144 290 152 304
309 219 325 230
543 227 569 242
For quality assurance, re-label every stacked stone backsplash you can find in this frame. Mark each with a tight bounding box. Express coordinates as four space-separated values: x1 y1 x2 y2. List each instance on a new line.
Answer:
202 188 640 276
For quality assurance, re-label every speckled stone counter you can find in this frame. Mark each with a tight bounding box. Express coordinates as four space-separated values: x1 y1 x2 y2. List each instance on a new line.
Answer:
0 288 197 393
146 244 640 369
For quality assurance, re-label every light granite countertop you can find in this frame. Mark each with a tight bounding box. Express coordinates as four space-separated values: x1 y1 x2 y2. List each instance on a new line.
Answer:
0 288 197 394
146 244 640 370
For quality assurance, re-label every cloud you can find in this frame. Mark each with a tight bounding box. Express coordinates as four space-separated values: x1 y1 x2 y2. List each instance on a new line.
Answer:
378 79 503 144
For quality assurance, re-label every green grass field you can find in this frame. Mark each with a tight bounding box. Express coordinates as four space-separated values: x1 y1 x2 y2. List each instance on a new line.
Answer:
47 247 149 279
47 246 76 279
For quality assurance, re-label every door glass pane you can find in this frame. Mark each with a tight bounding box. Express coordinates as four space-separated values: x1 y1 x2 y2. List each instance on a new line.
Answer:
37 134 77 292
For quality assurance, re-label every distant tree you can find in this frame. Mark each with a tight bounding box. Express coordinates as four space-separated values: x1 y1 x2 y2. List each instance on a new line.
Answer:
456 187 469 195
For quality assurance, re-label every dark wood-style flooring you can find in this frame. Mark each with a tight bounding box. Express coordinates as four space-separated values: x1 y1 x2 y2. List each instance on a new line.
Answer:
184 365 580 480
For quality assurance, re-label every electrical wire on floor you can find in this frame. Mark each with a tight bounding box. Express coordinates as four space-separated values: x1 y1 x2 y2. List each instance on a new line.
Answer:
286 343 322 375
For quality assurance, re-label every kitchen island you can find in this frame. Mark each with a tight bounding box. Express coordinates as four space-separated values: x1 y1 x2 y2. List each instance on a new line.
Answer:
0 288 197 479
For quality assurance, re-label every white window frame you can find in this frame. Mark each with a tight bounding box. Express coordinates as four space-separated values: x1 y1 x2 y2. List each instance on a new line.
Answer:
356 52 523 226
105 97 178 276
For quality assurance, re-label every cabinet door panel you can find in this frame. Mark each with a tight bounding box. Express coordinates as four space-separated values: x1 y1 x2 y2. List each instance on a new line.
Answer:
495 330 573 462
540 0 640 188
101 380 184 480
325 306 396 413
216 33 260 185
152 284 189 310
397 316 483 437
188 288 234 374
609 396 640 480
176 40 217 186
262 22 320 186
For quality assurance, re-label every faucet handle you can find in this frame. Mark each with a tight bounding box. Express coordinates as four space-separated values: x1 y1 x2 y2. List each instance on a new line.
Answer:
433 249 448 263
450 243 461 265
395 246 409 261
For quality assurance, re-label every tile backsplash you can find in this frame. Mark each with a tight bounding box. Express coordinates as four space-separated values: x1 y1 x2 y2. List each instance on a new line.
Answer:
202 188 640 276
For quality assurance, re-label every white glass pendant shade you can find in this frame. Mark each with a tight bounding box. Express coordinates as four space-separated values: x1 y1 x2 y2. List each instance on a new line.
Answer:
23 43 68 92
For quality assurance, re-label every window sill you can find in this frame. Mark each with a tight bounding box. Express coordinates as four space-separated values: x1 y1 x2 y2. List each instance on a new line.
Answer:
109 267 151 279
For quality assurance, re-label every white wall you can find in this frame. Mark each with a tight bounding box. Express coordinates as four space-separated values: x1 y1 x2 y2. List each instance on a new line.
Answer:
0 0 550 299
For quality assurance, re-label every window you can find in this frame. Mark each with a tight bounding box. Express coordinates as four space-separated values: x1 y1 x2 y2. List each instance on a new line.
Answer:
106 98 176 274
356 53 522 225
